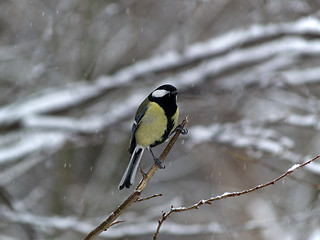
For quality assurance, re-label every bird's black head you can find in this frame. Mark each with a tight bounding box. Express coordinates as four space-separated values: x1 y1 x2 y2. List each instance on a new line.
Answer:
149 84 178 117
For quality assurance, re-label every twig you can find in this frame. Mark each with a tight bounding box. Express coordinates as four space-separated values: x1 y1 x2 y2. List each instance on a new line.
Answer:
83 117 188 240
153 155 320 240
108 220 125 228
135 193 163 202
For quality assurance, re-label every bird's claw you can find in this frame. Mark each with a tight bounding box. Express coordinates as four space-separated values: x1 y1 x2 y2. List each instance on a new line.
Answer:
154 157 165 169
176 124 188 135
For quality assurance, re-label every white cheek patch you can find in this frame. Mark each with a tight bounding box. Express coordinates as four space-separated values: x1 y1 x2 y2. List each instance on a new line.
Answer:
152 89 169 98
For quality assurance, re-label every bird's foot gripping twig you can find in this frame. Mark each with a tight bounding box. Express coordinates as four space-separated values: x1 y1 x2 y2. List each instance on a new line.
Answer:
149 147 165 169
154 157 165 169
175 124 188 135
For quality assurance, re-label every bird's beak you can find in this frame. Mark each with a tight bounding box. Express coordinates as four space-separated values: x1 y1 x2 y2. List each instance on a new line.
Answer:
171 90 178 96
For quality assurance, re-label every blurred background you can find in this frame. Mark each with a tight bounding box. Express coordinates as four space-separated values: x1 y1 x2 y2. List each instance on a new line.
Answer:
0 0 320 239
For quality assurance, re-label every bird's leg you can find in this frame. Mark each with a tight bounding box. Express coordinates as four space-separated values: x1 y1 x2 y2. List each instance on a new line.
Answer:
148 147 165 169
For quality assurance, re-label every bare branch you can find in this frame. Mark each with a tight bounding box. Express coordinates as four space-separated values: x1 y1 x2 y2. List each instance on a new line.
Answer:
108 220 125 228
135 194 163 203
153 155 320 240
82 117 188 240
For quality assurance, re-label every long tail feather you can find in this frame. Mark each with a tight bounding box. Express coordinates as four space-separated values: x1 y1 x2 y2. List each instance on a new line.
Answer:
118 147 144 190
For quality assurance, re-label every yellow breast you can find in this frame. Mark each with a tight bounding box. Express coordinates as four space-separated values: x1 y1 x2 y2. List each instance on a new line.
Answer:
135 102 168 148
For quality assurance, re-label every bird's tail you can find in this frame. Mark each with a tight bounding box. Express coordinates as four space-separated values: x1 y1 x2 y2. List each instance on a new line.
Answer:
118 147 144 190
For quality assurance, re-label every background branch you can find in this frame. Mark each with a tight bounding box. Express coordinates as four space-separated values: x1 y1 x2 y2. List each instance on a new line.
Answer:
83 117 188 240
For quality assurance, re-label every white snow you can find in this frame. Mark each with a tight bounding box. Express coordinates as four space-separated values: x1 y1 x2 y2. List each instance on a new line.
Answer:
0 83 104 125
22 92 145 133
220 192 231 197
188 124 220 144
282 68 320 86
185 16 320 60
189 121 320 176
287 164 300 172
286 114 317 127
189 121 293 155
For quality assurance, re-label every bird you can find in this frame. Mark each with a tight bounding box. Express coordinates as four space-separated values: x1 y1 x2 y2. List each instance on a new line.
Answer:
118 84 182 190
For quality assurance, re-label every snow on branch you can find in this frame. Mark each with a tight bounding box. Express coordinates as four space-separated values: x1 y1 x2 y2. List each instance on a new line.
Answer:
189 121 294 155
185 16 320 61
22 93 145 133
286 114 320 129
0 79 128 127
0 132 66 165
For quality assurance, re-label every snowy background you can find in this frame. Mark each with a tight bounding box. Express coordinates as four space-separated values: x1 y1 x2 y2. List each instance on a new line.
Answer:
1 1 320 240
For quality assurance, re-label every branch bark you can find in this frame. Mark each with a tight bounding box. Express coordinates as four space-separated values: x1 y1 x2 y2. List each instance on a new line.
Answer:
83 117 188 240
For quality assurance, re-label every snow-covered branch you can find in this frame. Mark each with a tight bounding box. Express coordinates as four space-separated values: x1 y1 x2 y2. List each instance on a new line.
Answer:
153 155 320 239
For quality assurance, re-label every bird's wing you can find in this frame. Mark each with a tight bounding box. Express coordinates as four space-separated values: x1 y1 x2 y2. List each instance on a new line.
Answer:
128 98 149 153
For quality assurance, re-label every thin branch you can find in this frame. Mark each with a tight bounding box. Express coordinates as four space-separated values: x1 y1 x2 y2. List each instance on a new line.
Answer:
135 194 163 203
82 117 188 240
153 155 320 240
108 220 125 228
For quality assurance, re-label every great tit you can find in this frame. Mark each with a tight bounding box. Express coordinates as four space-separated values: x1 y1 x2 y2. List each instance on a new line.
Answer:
119 84 180 190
